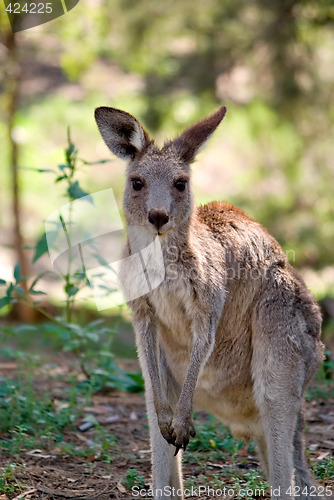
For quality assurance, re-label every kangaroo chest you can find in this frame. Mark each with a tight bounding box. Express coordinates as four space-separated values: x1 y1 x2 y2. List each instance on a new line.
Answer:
149 280 194 351
148 277 254 394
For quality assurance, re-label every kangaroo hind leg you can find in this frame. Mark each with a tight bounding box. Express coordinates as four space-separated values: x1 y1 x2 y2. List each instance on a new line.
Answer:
251 298 313 499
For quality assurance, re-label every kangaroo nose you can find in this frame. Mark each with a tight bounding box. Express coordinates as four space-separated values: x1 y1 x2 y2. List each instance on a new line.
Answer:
148 209 169 230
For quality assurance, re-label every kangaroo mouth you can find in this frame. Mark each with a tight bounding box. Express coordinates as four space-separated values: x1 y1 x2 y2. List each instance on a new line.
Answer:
157 227 171 237
147 224 172 237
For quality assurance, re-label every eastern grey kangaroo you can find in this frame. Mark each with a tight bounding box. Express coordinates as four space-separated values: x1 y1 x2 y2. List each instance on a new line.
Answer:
95 105 325 499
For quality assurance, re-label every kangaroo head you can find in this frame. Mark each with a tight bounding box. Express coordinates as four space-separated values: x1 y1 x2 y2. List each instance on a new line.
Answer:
95 106 226 237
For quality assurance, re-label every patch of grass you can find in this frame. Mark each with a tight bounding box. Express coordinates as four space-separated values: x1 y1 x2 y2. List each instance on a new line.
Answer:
312 456 334 481
231 470 269 497
90 425 119 463
0 463 24 496
305 383 334 401
0 373 120 461
0 374 89 454
122 468 146 490
184 472 218 492
305 349 334 401
186 414 246 460
57 430 116 463
184 469 268 498
183 415 269 497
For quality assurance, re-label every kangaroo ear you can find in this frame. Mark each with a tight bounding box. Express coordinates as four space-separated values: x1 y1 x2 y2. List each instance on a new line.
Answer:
168 106 227 164
95 107 152 160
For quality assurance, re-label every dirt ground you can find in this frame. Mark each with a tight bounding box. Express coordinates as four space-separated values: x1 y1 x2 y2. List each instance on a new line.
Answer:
0 357 333 500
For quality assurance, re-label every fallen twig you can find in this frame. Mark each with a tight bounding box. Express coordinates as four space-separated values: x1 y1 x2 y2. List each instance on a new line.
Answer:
12 489 37 500
37 484 97 499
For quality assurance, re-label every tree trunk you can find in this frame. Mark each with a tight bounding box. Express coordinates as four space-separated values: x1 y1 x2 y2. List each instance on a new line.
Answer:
5 31 35 322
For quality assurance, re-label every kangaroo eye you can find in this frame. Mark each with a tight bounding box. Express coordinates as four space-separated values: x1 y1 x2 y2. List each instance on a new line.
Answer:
131 178 144 191
174 179 187 192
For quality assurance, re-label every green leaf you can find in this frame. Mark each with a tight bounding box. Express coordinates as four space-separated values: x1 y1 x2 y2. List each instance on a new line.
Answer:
18 166 55 173
86 319 105 329
65 133 76 164
73 272 86 280
67 181 92 202
82 414 99 425
0 296 10 309
33 233 49 263
99 350 114 358
92 368 110 377
0 279 6 285
56 175 67 183
67 285 79 297
63 340 80 352
14 263 21 283
66 323 83 335
128 372 145 390
13 324 39 334
13 285 26 296
66 143 75 159
33 231 58 263
28 271 50 292
80 158 111 166
30 289 47 295
85 332 99 343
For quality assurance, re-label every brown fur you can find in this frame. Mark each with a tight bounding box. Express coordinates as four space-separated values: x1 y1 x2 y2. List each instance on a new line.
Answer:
95 105 325 500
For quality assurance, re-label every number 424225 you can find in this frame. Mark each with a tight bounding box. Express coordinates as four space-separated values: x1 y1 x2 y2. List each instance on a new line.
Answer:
6 3 53 13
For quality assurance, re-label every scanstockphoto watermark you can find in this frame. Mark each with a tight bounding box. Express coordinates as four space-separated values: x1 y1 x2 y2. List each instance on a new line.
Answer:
131 485 267 498
44 188 297 312
45 188 165 311
3 0 80 32
132 485 334 498
163 244 296 283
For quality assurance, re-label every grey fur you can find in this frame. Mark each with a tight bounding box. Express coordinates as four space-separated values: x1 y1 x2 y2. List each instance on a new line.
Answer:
95 105 325 500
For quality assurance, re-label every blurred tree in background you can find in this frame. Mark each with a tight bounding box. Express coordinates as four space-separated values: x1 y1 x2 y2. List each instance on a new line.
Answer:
95 0 334 272
0 0 333 306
